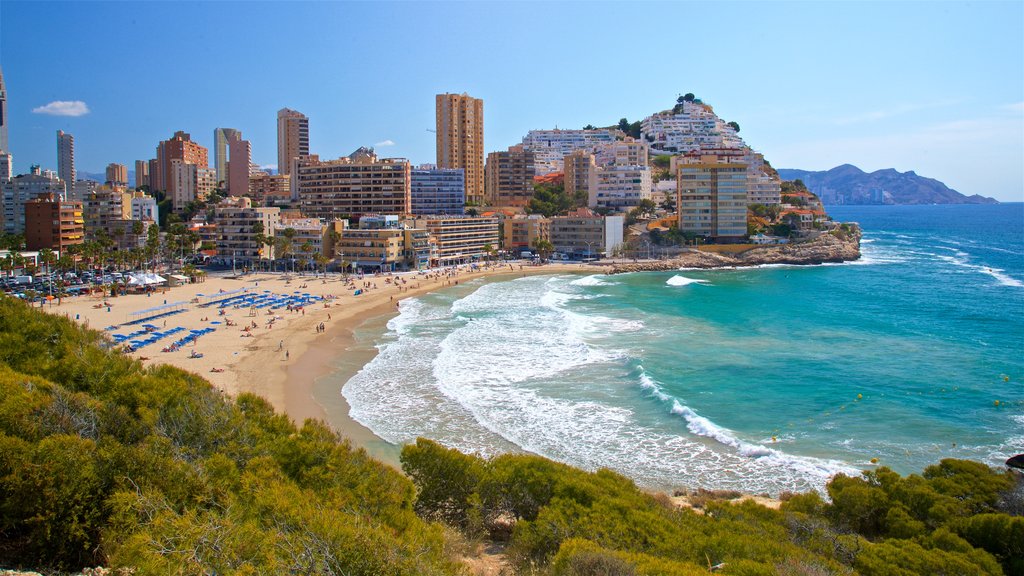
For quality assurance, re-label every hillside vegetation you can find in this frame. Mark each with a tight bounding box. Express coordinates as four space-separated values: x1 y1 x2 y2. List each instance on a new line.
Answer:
0 298 1021 575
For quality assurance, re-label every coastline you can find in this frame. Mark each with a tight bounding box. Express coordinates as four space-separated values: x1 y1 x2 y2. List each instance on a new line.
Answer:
45 262 597 471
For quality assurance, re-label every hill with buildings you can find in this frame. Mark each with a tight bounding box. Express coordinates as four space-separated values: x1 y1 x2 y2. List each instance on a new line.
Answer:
778 165 998 205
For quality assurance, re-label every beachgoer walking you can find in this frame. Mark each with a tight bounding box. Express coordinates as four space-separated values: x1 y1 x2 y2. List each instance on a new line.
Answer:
278 340 283 351
286 350 290 360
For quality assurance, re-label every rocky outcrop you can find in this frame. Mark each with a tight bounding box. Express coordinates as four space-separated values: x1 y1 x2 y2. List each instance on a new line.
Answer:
609 228 861 274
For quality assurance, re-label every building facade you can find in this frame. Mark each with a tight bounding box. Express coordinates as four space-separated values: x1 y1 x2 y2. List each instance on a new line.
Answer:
413 216 500 266
676 154 748 242
1 168 64 235
227 133 251 196
277 108 309 176
82 185 131 239
24 193 84 251
549 208 623 259
130 192 159 222
564 150 596 201
134 159 149 189
0 152 12 183
296 148 411 222
248 172 291 205
436 93 484 205
334 215 428 272
485 145 536 207
502 214 550 255
213 197 281 262
640 100 744 155
411 165 465 215
588 164 652 211
520 129 616 175
57 130 75 192
155 131 209 210
0 66 7 153
594 137 649 168
214 127 240 186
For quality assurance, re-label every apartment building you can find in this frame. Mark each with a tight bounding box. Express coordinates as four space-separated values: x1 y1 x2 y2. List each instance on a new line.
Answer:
82 185 131 239
485 145 536 208
550 208 623 259
588 164 652 211
24 192 84 251
274 217 344 262
296 148 411 222
676 154 748 242
1 168 64 235
169 159 216 212
213 196 281 262
333 215 429 272
134 160 149 189
130 192 159 222
436 93 484 205
0 152 12 183
277 109 309 177
249 172 291 205
57 130 75 192
413 216 500 266
641 101 743 155
105 163 129 187
594 137 649 168
214 128 240 185
411 165 465 215
564 150 596 201
154 131 209 195
520 129 617 175
502 214 550 255
227 132 252 196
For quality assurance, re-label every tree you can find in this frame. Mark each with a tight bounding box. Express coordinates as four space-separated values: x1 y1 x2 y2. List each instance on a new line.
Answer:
531 238 554 261
727 121 740 133
528 181 574 218
583 124 597 130
683 93 696 102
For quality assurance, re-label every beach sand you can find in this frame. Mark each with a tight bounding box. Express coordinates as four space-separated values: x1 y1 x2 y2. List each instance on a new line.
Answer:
45 262 595 467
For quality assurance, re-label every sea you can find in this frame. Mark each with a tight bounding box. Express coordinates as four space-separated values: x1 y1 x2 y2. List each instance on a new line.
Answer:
339 204 1024 494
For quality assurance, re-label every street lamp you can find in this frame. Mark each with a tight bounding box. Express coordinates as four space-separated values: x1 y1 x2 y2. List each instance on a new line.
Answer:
585 241 595 262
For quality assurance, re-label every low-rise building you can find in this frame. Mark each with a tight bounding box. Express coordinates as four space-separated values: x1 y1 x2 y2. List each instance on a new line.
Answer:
24 193 84 251
130 192 159 223
413 215 500 266
82 185 132 239
588 164 652 211
502 214 550 255
249 172 292 206
550 208 623 259
334 215 429 272
274 217 345 267
411 165 465 215
594 137 649 168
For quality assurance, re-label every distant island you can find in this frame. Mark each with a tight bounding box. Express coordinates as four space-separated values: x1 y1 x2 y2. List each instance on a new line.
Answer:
777 164 998 205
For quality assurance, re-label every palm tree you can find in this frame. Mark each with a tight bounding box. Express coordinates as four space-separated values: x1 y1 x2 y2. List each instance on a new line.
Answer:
300 241 314 272
531 238 554 262
482 243 496 264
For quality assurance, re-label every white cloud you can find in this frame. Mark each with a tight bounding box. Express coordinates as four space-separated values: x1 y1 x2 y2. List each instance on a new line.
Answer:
31 100 91 117
374 139 395 147
1001 102 1024 113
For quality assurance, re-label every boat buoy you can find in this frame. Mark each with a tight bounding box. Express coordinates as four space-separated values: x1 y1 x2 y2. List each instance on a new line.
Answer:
994 400 1001 406
1003 375 1010 382
857 393 863 400
771 436 777 442
870 458 879 464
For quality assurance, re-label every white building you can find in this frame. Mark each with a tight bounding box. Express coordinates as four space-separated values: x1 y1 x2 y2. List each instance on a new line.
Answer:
641 101 744 155
594 137 649 168
588 164 652 211
520 129 617 175
131 194 159 222
1 168 64 235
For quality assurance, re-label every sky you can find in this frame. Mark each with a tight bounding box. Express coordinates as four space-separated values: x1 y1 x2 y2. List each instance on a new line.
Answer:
1 1 1022 201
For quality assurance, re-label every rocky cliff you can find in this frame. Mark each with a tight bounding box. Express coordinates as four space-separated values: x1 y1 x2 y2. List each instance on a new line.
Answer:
609 229 861 274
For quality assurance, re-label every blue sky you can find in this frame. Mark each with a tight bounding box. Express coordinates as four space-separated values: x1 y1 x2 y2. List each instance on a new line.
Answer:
2 1 1022 201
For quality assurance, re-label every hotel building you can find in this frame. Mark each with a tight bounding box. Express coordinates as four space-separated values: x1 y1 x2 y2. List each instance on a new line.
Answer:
213 196 281 262
277 108 309 176
296 148 411 222
550 208 623 259
1 167 64 235
676 154 749 242
413 215 500 266
436 93 484 205
411 165 465 215
485 145 536 208
588 164 652 211
24 192 84 251
57 130 75 192
502 214 550 255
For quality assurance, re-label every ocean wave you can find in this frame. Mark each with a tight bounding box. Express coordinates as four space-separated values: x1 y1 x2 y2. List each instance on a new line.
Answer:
930 252 1023 288
667 275 709 287
570 274 615 287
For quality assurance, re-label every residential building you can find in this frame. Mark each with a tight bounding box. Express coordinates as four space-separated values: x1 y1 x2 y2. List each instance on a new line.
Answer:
485 145 536 207
248 172 291 205
0 66 7 153
521 129 616 175
0 152 12 183
214 128 240 185
413 215 500 266
104 218 154 250
155 131 209 210
277 108 309 176
334 215 428 272
641 100 744 155
105 163 128 187
82 185 131 239
676 154 748 242
212 196 281 262
69 179 100 203
550 208 623 259
227 132 251 196
502 214 550 255
296 148 411 222
57 130 75 192
411 164 465 215
147 159 158 190
588 164 652 211
130 192 159 222
436 93 484 205
24 192 84 251
594 137 649 168
1 168 64 235
564 150 596 201
274 217 343 263
134 159 149 189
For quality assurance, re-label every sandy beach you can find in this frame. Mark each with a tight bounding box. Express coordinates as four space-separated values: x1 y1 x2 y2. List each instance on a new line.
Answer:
45 262 595 465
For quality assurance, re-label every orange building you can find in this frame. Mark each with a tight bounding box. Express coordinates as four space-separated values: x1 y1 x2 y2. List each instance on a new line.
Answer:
154 131 209 194
24 193 84 251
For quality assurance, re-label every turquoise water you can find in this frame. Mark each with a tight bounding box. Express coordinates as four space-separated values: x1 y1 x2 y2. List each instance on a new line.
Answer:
341 204 1024 494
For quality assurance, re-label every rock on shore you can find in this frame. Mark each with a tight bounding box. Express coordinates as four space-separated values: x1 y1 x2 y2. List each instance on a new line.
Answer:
609 228 861 274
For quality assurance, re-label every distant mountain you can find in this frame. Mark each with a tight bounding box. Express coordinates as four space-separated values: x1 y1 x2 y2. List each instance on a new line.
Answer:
776 164 997 205
77 170 138 186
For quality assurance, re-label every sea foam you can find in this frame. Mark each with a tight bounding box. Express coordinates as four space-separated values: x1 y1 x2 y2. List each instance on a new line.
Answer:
666 275 709 286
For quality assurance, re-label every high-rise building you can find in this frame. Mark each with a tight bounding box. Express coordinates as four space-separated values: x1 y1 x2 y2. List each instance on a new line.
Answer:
57 130 75 192
0 151 12 183
227 132 252 196
411 165 465 215
147 159 159 191
676 154 749 242
105 163 128 187
0 66 8 153
277 108 309 176
588 164 652 211
295 147 411 222
155 131 209 211
82 185 131 239
214 128 240 186
134 159 149 189
436 93 484 205
564 150 596 202
212 196 281 262
24 192 84 251
484 145 536 207
248 172 291 205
